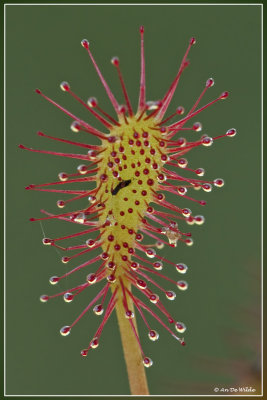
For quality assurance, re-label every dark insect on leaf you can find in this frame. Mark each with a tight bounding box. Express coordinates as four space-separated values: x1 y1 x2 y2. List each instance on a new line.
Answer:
112 179 132 196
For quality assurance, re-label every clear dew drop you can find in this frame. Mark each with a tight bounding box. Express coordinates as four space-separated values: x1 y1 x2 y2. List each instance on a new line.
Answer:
42 238 53 245
87 97 98 108
177 186 187 195
175 322 187 333
57 200 65 209
146 248 156 258
143 357 153 368
77 164 88 174
93 304 104 316
60 325 71 336
146 100 161 110
185 238 194 246
86 239 95 248
177 137 187 147
137 233 145 242
81 39 89 48
63 292 74 303
136 279 147 290
70 121 81 133
226 128 237 137
165 290 176 300
193 122 202 132
193 184 202 191
176 263 188 274
74 213 86 224
88 195 97 204
111 56 119 66
80 349 88 357
125 310 135 319
148 330 159 341
206 77 215 87
88 150 97 160
90 338 99 349
87 273 97 285
177 158 188 168
176 105 185 115
177 280 188 291
60 81 70 91
202 183 212 192
58 172 68 182
49 276 59 285
182 208 192 217
214 178 225 188
40 295 49 303
130 262 139 271
155 241 164 249
195 168 205 176
202 136 213 147
194 215 205 225
149 293 159 304
153 261 163 270
186 216 195 225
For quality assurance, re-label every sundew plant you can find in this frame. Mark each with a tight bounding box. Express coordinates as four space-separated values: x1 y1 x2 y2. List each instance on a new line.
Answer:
20 27 236 395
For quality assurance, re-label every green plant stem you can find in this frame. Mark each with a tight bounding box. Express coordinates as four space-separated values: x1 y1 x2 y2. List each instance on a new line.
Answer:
113 283 150 395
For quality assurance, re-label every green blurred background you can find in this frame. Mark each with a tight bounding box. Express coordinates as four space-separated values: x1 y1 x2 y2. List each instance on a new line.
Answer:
5 4 261 396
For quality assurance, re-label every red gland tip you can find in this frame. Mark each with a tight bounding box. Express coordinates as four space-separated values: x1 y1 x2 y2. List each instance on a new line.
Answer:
40 295 49 303
111 56 119 66
143 356 153 368
60 81 70 92
29 217 36 221
220 91 229 99
108 136 117 143
176 106 185 115
71 121 81 132
140 26 144 34
193 122 202 132
80 349 88 357
226 128 236 137
18 144 26 149
81 39 89 49
190 37 196 45
181 340 186 346
35 88 41 94
206 78 214 88
87 97 98 108
37 131 45 137
119 104 127 114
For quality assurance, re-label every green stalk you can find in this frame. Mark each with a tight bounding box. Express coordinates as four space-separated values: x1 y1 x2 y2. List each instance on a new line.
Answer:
113 283 150 395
